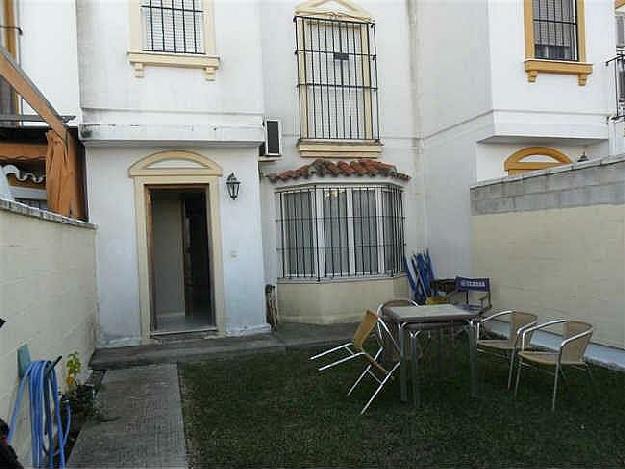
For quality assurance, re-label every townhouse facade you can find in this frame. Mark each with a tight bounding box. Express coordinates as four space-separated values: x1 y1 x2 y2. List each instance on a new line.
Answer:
0 0 623 347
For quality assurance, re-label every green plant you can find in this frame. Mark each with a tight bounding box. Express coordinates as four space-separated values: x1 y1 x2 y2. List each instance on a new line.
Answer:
66 352 82 391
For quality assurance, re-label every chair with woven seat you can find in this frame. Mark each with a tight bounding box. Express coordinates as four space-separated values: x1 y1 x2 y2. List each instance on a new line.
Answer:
310 308 386 372
476 310 537 389
327 310 400 414
514 319 594 411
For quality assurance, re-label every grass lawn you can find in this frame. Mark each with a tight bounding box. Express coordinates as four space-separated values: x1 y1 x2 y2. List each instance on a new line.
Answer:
180 339 625 468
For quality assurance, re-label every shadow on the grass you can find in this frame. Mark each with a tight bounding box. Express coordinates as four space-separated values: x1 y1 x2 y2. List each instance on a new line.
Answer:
179 338 625 469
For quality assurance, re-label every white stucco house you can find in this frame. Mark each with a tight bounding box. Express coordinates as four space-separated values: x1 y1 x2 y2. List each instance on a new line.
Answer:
1 0 624 347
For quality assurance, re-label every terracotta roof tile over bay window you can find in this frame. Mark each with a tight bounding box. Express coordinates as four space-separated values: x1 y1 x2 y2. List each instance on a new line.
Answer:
266 159 410 183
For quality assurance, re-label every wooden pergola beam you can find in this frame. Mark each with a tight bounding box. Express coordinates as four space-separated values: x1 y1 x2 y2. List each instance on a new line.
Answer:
0 142 48 161
0 46 67 138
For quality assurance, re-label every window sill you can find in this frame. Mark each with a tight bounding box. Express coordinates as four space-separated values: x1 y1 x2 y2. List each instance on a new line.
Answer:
127 50 220 80
277 272 406 284
524 59 593 86
297 140 383 158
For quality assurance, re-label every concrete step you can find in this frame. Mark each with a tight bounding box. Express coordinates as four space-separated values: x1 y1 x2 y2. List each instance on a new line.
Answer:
90 322 358 370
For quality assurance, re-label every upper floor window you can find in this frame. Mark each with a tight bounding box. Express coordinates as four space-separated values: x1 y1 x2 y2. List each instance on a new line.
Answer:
128 0 220 79
617 13 625 51
295 16 379 142
532 0 579 61
142 0 204 54
523 0 590 85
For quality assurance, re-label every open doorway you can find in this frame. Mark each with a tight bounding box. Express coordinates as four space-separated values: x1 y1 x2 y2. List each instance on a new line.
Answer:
149 187 214 334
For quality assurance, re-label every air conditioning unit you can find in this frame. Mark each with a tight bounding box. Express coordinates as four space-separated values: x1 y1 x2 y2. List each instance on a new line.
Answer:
617 14 625 50
262 118 282 157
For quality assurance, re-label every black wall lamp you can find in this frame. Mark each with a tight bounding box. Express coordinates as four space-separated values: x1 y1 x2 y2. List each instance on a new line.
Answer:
226 173 241 200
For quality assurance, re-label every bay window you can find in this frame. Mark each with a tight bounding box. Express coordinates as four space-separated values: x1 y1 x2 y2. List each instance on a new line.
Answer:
277 184 404 280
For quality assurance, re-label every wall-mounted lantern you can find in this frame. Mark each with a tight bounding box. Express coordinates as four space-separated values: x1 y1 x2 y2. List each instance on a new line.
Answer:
226 173 241 200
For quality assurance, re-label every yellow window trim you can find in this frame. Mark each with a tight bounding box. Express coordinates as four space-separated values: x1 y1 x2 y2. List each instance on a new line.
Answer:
523 0 591 85
295 0 373 22
127 0 220 80
504 147 573 174
128 150 226 342
297 140 382 158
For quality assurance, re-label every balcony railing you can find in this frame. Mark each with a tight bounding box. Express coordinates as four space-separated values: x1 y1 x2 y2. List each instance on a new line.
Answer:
607 52 625 121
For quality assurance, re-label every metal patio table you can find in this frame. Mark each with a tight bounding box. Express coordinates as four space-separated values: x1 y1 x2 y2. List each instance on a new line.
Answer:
385 304 479 406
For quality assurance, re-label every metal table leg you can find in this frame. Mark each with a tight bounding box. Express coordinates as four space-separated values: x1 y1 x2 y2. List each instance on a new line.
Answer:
399 322 407 402
411 330 421 407
468 319 479 397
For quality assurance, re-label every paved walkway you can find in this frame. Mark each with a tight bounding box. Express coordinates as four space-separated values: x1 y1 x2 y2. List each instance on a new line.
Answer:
488 320 625 370
69 365 186 468
72 322 356 468
90 322 357 370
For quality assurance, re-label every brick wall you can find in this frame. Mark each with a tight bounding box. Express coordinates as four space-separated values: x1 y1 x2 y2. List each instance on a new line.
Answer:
0 199 98 462
471 156 625 349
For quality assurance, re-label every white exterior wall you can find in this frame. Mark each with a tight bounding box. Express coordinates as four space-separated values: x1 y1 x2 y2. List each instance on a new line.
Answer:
419 0 614 277
418 0 493 277
259 0 425 286
17 0 81 121
86 146 267 345
75 0 269 344
0 202 97 462
486 0 612 142
76 0 265 143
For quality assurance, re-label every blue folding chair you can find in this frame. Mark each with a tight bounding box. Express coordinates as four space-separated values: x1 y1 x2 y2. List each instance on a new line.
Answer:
452 276 492 315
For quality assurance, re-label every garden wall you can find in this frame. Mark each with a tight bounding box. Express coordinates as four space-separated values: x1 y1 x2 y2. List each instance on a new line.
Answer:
0 199 98 462
471 156 625 349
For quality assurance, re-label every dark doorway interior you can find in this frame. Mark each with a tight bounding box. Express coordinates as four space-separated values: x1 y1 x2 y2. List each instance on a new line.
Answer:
150 188 213 334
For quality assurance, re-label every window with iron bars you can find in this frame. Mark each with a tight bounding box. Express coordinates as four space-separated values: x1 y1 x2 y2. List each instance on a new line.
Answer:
276 184 404 280
295 16 379 141
142 0 204 54
533 0 579 61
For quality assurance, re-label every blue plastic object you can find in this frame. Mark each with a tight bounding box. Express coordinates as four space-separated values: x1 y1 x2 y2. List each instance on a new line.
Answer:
9 360 71 468
17 345 31 379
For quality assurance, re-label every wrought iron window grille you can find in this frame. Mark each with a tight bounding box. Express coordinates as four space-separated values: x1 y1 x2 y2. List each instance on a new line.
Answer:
532 0 579 62
607 53 625 121
295 16 380 141
142 0 204 54
276 184 405 281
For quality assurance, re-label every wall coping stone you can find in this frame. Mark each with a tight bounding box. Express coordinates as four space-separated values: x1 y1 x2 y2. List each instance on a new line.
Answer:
0 198 97 229
471 154 625 189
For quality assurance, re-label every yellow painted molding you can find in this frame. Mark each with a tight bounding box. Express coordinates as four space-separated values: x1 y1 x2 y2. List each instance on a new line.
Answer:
129 151 226 340
128 0 219 79
524 0 589 85
128 51 220 80
616 0 625 9
128 150 223 177
523 0 534 59
295 0 373 22
297 140 382 158
524 59 593 85
504 147 573 174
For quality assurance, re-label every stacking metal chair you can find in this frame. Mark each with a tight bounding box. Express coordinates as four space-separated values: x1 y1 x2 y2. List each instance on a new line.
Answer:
514 320 594 411
376 299 418 357
345 310 401 414
313 309 401 414
476 310 537 389
309 311 384 372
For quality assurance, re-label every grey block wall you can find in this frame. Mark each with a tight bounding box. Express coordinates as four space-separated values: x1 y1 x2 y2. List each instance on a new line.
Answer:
471 155 625 215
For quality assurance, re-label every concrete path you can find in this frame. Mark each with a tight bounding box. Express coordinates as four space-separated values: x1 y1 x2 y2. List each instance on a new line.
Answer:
488 320 625 371
91 322 357 370
69 364 186 468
